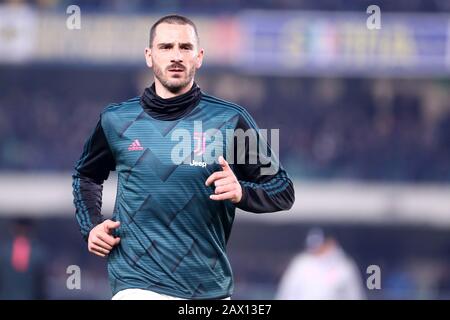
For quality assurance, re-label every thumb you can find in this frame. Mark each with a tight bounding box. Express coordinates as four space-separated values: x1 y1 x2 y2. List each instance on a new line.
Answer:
218 156 231 171
104 220 120 233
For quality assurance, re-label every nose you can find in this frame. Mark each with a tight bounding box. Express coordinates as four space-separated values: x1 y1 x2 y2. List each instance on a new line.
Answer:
171 47 183 62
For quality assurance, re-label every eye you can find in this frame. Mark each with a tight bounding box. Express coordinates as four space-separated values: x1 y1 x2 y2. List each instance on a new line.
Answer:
180 44 193 50
158 44 172 50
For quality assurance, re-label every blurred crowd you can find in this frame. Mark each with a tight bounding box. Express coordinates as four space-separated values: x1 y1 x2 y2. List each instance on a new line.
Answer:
1 66 449 182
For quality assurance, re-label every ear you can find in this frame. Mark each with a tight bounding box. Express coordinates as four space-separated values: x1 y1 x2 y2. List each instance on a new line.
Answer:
196 48 204 69
144 47 153 68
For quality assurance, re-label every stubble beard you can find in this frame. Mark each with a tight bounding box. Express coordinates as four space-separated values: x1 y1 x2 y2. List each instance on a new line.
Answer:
153 63 196 94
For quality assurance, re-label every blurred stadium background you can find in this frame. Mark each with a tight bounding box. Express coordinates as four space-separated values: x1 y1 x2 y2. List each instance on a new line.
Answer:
1 0 450 299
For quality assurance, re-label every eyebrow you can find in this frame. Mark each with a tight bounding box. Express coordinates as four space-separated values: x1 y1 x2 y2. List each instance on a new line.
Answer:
156 42 194 49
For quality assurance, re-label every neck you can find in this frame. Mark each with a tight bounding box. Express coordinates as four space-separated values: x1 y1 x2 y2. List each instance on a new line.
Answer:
140 81 202 121
154 79 194 99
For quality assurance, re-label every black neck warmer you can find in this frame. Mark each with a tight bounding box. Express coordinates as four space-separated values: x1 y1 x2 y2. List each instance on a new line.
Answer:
140 82 202 121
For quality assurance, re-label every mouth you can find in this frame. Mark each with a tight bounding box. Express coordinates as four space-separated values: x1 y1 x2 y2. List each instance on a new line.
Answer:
168 68 184 78
168 66 185 73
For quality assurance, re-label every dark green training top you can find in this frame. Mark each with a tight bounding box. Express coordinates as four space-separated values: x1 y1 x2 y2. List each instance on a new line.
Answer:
72 83 295 299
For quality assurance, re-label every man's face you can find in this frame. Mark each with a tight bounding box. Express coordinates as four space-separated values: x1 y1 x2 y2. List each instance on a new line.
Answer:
145 23 203 94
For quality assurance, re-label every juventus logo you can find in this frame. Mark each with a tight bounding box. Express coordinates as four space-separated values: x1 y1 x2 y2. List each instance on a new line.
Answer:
193 132 206 155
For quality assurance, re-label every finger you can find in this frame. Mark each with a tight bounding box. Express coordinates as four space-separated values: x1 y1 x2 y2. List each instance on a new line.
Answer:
98 233 118 247
92 238 113 251
104 220 120 233
210 191 236 201
91 250 106 258
90 247 107 257
205 171 228 186
214 184 235 195
89 244 109 256
91 244 109 255
218 156 231 171
214 177 235 187
90 250 106 258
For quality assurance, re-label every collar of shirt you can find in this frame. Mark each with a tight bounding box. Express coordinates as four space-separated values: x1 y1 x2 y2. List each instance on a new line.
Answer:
140 82 202 121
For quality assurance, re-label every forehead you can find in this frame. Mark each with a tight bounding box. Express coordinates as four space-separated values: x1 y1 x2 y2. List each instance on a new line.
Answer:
154 23 197 44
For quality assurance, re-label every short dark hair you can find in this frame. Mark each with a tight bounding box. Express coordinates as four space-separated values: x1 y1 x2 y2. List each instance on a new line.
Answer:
149 14 199 47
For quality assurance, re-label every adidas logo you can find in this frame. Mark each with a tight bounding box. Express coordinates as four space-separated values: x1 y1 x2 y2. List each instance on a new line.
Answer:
128 139 144 151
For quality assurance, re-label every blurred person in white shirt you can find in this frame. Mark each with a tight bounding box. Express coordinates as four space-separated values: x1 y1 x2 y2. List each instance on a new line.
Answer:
276 228 366 300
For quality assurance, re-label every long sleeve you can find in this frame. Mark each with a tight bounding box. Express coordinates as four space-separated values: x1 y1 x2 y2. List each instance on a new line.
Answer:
72 118 116 240
232 113 295 213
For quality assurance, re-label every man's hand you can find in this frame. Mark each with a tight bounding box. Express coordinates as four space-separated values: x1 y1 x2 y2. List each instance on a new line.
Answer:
205 156 242 203
88 220 121 257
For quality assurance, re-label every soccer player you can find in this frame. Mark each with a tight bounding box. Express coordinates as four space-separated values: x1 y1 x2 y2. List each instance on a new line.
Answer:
72 14 295 300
